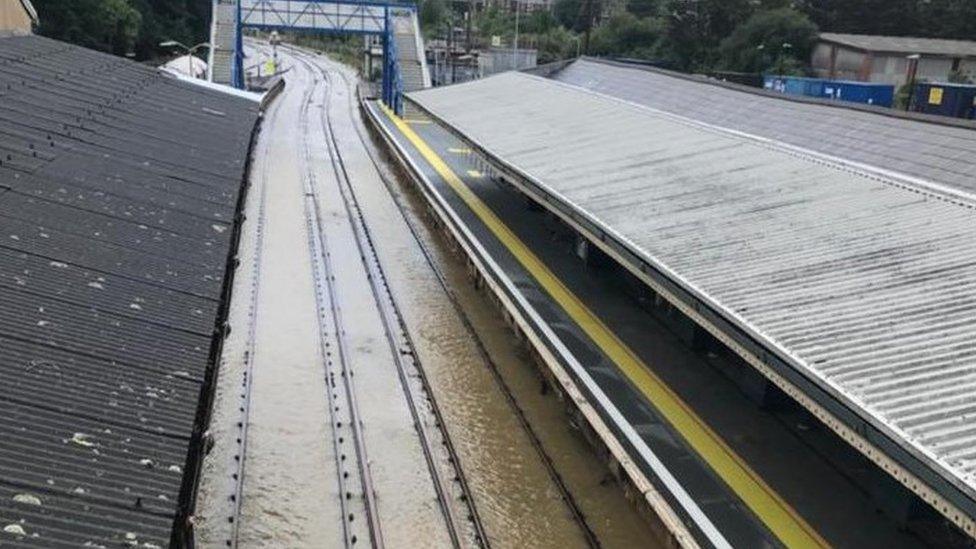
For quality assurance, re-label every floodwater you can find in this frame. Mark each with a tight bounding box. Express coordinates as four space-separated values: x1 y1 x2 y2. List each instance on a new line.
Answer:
314 57 658 547
198 42 658 549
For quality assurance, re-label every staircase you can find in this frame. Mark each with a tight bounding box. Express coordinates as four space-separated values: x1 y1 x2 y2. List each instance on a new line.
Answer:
391 9 430 92
209 0 237 85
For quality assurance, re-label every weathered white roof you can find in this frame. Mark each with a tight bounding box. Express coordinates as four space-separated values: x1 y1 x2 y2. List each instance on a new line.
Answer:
820 32 976 57
553 59 976 197
407 71 976 507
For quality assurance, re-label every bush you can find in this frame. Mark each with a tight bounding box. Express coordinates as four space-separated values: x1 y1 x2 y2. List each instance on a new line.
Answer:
719 7 817 74
588 13 663 59
536 26 579 63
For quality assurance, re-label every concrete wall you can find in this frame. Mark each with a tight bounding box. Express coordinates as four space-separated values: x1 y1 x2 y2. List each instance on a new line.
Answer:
479 47 537 75
0 0 32 35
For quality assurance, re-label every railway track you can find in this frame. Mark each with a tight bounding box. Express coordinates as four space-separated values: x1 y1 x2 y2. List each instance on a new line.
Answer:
223 53 278 546
222 42 599 548
263 47 485 547
304 50 602 549
301 70 384 547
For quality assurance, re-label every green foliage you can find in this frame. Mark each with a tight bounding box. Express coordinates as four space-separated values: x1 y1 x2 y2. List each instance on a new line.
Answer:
553 0 584 32
588 12 662 59
536 25 579 63
521 10 558 34
473 5 512 41
894 82 914 110
33 0 142 56
419 0 449 37
286 33 364 72
32 0 210 60
625 0 660 19
719 8 817 74
800 0 976 40
656 0 753 71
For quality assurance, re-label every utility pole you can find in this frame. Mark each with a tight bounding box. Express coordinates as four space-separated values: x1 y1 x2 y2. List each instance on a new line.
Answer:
448 12 456 83
512 0 520 70
465 2 472 53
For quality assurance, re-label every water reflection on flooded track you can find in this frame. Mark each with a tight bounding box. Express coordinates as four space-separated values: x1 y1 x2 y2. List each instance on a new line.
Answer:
198 41 658 549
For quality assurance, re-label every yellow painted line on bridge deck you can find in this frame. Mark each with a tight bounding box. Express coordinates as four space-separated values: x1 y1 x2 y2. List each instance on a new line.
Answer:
380 103 829 549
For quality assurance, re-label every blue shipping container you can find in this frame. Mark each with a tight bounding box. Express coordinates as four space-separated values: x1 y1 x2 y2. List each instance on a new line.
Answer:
764 75 895 107
912 82 976 119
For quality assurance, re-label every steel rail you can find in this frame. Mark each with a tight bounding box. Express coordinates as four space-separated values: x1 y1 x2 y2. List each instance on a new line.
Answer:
327 56 602 548
305 49 481 548
226 47 280 546
296 56 385 548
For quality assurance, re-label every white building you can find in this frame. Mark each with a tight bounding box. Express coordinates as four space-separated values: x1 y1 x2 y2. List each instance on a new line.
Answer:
812 33 976 86
161 54 209 79
0 0 37 35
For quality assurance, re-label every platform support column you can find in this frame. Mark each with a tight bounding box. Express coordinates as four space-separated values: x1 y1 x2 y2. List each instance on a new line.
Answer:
381 9 391 108
233 0 245 89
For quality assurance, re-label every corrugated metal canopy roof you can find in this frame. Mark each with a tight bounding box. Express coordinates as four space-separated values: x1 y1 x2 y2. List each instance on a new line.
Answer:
552 59 976 197
0 34 257 546
407 71 976 517
820 32 976 57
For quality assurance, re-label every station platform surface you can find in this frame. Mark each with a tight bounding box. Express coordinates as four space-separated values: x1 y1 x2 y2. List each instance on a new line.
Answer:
365 99 923 548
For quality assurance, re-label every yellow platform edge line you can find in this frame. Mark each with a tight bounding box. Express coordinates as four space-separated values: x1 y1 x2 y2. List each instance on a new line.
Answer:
379 104 828 549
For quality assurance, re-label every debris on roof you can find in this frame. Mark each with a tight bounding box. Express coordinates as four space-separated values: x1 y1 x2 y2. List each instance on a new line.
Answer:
0 33 258 546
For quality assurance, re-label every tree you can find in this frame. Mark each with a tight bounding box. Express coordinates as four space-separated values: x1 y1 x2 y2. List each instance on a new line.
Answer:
588 12 663 59
419 0 448 37
33 0 142 56
626 0 661 19
32 0 212 60
536 26 579 63
719 8 818 74
522 10 558 34
657 0 753 72
553 0 584 30
798 0 918 36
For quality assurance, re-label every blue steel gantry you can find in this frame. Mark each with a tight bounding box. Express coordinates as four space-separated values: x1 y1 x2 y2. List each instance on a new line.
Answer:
232 0 408 112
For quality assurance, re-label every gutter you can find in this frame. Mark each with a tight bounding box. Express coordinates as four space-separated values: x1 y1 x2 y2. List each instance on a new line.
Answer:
169 82 285 549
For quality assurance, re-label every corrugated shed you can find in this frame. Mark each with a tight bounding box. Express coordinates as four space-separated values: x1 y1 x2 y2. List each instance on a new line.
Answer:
552 59 976 197
819 32 976 57
0 35 258 546
407 71 976 519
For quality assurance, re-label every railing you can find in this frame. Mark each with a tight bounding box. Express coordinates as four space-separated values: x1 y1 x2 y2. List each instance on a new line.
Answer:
226 0 409 113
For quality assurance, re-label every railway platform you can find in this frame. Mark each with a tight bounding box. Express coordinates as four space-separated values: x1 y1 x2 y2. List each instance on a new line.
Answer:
363 91 966 547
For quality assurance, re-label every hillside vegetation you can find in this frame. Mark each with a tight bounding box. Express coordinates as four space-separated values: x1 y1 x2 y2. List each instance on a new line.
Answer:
26 0 976 77
422 0 976 75
31 0 210 61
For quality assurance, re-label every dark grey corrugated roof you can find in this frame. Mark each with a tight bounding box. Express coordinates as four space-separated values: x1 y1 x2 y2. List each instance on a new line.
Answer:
820 32 976 57
552 58 976 198
0 34 258 546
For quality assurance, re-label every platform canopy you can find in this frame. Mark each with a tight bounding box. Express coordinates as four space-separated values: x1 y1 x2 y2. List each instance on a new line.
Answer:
406 71 976 530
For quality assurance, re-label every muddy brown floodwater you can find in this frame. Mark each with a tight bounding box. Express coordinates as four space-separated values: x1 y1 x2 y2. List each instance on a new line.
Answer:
317 55 660 547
